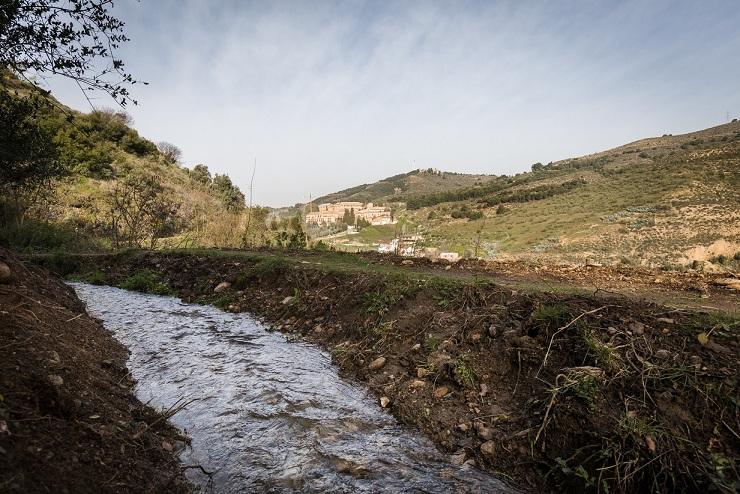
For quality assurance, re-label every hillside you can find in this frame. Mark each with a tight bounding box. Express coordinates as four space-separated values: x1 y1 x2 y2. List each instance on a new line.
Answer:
308 169 492 206
314 122 740 270
1 72 256 251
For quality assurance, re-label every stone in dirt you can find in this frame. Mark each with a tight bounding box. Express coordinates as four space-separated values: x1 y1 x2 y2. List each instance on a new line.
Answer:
0 261 11 283
655 349 671 359
368 356 386 370
656 317 675 324
401 260 414 265
416 367 431 378
281 296 294 305
629 322 645 335
47 375 64 387
410 380 426 388
380 396 390 408
214 281 231 293
434 386 450 399
480 440 496 457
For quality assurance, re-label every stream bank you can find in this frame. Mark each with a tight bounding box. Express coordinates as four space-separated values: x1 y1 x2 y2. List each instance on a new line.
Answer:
0 248 191 493
41 249 739 493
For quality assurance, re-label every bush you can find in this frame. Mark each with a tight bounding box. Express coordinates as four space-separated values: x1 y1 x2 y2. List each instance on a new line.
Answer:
119 269 172 295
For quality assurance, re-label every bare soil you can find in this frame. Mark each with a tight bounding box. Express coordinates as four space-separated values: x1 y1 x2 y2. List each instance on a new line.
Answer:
0 248 191 493
45 249 739 493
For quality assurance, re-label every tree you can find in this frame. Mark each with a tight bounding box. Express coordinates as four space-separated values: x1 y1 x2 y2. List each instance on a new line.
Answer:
531 162 544 172
1 0 140 106
211 174 245 212
106 173 180 248
157 141 182 164
190 164 211 185
0 90 64 225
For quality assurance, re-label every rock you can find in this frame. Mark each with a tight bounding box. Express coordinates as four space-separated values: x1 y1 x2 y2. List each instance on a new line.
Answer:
469 332 482 343
313 324 323 333
444 265 451 271
656 317 675 324
380 396 390 408
607 327 618 336
434 386 449 399
47 375 64 387
457 423 470 432
401 260 414 265
450 450 467 465
416 367 431 378
487 325 498 338
410 380 426 388
475 422 494 441
0 262 11 283
629 322 645 336
654 349 670 360
214 281 231 293
369 356 387 370
281 296 294 305
48 351 61 364
161 441 173 452
480 440 496 457
479 383 489 397
411 343 421 351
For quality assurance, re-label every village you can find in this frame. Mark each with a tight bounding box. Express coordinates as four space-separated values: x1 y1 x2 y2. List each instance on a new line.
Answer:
305 201 461 262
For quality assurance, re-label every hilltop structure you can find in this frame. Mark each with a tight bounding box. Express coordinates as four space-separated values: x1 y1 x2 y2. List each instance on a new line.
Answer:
306 202 394 226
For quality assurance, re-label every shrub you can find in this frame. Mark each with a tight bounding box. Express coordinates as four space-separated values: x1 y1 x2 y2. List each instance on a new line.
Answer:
119 269 172 295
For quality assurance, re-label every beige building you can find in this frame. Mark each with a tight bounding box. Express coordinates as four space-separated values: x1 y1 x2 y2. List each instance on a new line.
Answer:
306 201 394 226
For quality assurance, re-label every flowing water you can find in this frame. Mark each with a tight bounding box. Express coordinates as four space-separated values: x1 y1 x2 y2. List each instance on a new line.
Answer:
71 283 513 493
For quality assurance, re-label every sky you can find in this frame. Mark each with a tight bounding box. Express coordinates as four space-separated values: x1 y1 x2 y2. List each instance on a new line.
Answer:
42 0 740 207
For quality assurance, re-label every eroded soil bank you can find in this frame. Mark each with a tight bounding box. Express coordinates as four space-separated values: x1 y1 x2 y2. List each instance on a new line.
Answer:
42 250 739 493
0 249 191 493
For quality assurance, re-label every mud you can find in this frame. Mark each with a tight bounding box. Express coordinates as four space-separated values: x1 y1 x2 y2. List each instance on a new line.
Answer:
0 248 191 493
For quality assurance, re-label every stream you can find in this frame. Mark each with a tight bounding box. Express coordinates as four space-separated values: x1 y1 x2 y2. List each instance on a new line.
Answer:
71 283 513 493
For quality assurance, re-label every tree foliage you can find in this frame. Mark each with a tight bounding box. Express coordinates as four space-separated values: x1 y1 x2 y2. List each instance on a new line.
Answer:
0 90 64 224
1 0 140 106
211 173 245 212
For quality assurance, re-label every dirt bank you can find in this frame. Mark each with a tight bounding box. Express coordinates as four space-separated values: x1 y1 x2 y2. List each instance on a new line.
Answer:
42 250 739 493
0 249 191 493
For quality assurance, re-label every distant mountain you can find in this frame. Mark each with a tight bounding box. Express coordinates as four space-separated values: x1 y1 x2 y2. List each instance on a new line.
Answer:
308 169 493 206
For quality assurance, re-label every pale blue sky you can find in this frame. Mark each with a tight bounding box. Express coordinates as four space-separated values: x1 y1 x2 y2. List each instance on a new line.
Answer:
43 0 740 206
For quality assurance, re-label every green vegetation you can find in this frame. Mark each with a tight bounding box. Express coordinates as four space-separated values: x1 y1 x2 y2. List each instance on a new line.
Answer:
119 269 173 295
530 303 572 334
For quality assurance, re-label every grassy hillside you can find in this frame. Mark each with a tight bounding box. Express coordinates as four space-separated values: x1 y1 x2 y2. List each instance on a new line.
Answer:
1 72 259 251
316 122 740 269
